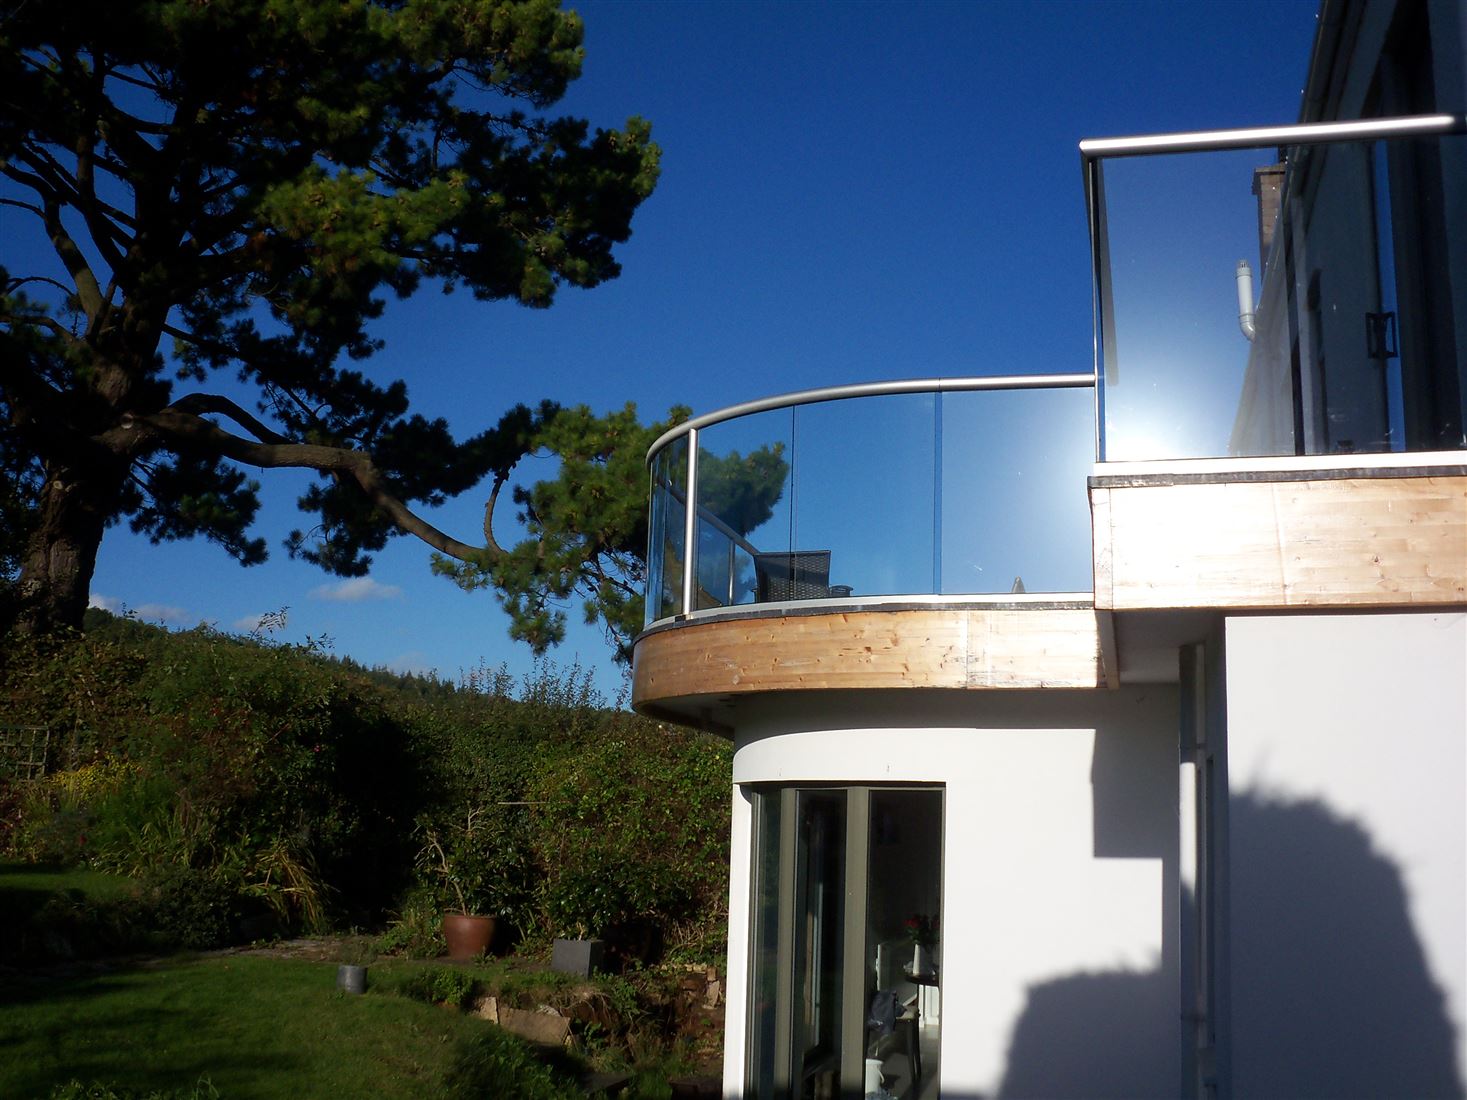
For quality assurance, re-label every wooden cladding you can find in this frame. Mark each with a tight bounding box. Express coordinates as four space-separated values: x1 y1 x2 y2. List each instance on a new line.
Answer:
1092 474 1467 610
632 607 1110 712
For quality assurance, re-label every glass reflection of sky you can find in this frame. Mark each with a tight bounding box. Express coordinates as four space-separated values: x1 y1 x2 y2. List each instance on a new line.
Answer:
793 394 936 596
941 388 1094 594
1101 148 1266 460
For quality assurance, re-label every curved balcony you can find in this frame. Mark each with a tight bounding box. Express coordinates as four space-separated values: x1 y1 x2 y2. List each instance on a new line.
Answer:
633 375 1104 725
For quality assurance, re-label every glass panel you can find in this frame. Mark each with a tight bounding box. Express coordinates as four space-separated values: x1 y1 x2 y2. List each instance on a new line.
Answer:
645 436 688 624
940 388 1094 594
1290 140 1393 454
1096 133 1467 461
1372 141 1407 452
747 790 783 1100
695 521 738 612
865 789 944 1098
1098 147 1274 460
794 790 846 1098
792 394 936 598
1375 133 1466 451
658 387 1101 613
697 409 795 609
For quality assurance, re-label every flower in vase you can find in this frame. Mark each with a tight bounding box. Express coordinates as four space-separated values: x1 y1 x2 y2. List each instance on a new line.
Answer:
904 913 938 947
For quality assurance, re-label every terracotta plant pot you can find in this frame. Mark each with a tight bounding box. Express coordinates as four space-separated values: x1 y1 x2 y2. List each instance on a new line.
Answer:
442 913 496 960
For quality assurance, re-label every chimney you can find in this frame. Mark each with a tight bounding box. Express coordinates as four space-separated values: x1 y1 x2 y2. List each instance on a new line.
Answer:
1252 163 1286 272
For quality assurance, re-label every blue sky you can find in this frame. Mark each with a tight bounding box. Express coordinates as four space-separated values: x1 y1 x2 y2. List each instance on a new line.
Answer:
68 0 1320 699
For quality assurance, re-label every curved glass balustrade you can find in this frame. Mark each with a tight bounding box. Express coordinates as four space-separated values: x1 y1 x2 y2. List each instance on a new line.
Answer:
644 377 1096 626
1084 118 1467 461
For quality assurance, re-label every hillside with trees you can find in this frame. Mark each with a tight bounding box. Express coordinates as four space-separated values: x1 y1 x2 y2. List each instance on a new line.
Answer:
1 611 730 964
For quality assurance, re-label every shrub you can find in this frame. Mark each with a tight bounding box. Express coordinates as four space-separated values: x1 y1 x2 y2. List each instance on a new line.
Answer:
375 886 446 957
3 620 737 962
47 1080 219 1100
414 806 536 923
377 965 479 1009
240 837 331 932
84 773 188 871
440 1029 582 1100
139 863 240 950
527 719 730 957
3 617 434 932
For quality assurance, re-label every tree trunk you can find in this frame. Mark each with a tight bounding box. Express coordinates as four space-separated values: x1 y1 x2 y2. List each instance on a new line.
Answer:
13 464 118 634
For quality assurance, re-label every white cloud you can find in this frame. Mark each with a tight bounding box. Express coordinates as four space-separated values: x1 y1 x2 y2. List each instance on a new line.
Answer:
134 602 192 624
385 651 432 677
88 594 189 624
232 608 290 635
309 576 404 603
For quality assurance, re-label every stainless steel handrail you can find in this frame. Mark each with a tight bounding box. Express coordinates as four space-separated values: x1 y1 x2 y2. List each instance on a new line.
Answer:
645 373 1095 463
1078 113 1464 160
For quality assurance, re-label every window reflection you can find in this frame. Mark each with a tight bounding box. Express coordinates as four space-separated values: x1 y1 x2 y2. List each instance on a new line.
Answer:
747 786 943 1100
1095 133 1467 460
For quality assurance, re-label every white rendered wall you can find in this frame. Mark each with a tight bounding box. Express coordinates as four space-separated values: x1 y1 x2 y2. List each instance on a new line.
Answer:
722 688 1181 1099
1224 612 1467 1097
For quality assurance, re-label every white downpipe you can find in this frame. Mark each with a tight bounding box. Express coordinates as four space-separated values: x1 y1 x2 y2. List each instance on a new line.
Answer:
1236 260 1257 342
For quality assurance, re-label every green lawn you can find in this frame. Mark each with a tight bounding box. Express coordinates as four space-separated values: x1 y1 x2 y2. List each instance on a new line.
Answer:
0 866 691 1098
0 863 138 911
0 956 503 1099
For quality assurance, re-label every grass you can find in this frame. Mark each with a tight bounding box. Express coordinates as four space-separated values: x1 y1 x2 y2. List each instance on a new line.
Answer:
0 862 138 912
0 868 706 1098
0 862 150 964
0 956 509 1099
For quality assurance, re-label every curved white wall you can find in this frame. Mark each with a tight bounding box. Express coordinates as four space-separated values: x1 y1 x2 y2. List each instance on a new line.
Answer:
722 688 1181 1099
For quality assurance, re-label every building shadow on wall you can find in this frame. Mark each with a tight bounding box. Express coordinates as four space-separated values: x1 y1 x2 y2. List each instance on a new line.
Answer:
994 967 1173 1099
993 791 1463 1099
1227 790 1462 1099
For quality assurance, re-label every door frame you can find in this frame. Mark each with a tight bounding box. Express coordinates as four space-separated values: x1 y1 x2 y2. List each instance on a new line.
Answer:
747 783 944 1099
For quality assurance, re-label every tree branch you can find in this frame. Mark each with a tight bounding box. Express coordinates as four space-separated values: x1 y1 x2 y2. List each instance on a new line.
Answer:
168 392 290 445
71 128 131 278
131 404 506 562
0 197 46 219
1 162 58 204
2 276 77 301
0 337 84 447
587 558 640 599
16 144 87 208
160 322 239 364
483 473 509 550
103 66 162 94
0 311 81 347
32 194 105 320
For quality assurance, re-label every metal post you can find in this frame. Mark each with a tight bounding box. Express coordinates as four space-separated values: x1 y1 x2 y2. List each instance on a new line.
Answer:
840 788 871 1098
681 427 699 615
932 391 943 593
772 788 798 1096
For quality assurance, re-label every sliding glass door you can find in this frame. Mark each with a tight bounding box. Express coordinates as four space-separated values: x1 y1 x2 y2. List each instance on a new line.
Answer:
747 786 944 1100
